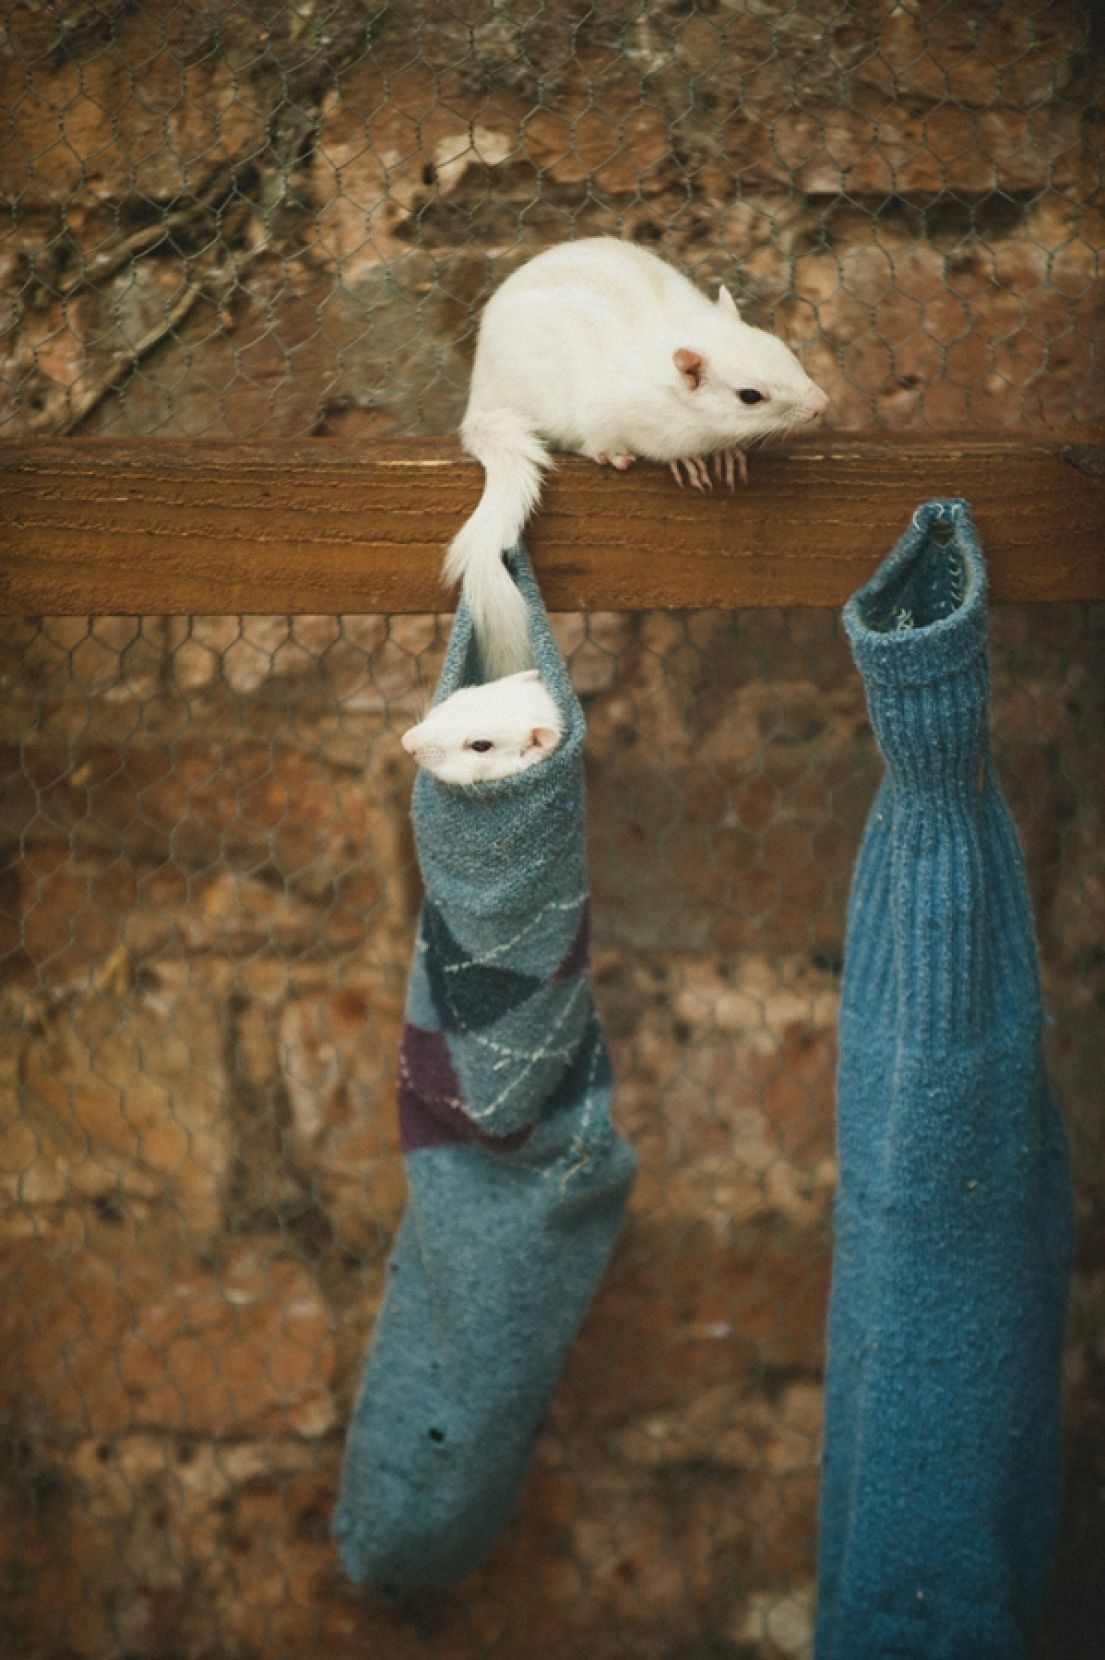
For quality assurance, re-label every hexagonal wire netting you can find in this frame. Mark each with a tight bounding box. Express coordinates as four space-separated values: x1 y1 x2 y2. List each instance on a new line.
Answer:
0 4 1103 1658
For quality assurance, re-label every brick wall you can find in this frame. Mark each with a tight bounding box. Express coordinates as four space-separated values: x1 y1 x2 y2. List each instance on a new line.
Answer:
1 4 1103 1657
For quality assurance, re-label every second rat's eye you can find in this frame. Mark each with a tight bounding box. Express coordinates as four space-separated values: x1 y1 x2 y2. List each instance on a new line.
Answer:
468 740 494 753
737 388 767 405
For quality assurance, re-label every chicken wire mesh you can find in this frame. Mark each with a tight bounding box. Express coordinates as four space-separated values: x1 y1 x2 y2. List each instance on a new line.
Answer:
1 3 1104 1659
1 606 1103 1660
0 0 1103 436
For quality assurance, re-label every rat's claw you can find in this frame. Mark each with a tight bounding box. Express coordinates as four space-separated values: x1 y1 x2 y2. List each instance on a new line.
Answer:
670 459 685 487
689 455 711 490
719 449 736 490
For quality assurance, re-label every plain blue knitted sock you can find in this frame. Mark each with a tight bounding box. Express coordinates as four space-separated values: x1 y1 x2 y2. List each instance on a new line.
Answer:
333 548 636 1592
815 500 1074 1659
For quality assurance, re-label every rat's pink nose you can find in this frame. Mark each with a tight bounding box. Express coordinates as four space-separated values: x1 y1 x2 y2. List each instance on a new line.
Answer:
806 386 830 418
401 727 420 755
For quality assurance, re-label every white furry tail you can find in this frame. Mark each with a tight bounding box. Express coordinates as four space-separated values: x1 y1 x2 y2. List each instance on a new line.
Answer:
444 408 550 678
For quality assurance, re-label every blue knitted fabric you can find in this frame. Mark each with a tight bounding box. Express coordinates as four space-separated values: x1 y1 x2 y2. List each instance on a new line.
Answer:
333 547 636 1592
815 500 1074 1659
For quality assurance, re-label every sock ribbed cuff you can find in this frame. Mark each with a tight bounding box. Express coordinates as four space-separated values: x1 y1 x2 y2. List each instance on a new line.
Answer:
844 499 989 792
841 500 1042 1047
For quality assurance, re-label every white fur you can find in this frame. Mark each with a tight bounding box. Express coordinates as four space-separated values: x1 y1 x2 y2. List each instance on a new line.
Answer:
445 236 829 675
401 669 562 785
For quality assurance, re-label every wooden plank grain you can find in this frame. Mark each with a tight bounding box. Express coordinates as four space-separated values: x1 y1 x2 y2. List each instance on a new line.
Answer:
0 434 1102 614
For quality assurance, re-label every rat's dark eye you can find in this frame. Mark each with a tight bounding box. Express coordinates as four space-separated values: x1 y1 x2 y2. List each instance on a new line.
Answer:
737 388 766 405
469 740 494 753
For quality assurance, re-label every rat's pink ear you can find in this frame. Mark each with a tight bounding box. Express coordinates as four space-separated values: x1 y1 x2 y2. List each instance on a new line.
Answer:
530 726 560 752
673 348 704 391
716 285 740 320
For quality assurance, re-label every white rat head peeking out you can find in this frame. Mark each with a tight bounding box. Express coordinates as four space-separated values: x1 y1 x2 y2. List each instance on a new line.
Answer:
401 670 562 785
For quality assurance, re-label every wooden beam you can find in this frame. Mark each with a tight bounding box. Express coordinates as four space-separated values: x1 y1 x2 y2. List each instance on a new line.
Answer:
0 434 1101 615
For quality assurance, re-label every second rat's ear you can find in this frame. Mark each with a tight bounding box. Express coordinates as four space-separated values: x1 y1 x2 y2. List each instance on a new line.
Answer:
673 348 704 391
716 285 741 320
530 725 560 752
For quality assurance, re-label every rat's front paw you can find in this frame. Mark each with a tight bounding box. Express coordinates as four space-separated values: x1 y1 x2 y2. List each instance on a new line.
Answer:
669 456 712 491
714 449 748 489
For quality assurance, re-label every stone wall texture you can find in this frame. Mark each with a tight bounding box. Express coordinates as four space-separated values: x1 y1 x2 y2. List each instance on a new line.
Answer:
0 3 1103 1658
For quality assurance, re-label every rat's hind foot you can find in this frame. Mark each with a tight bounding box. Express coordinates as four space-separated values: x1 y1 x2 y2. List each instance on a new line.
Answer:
593 452 637 471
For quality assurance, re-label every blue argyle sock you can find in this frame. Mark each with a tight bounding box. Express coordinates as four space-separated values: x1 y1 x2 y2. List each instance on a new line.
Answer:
815 500 1074 1658
333 548 636 1592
